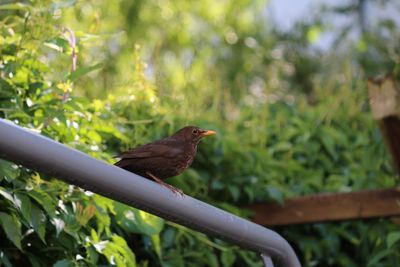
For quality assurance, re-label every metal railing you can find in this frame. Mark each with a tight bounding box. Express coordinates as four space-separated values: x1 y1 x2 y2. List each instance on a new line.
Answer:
0 119 301 267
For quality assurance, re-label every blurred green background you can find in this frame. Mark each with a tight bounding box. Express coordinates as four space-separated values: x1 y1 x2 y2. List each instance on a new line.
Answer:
0 0 399 266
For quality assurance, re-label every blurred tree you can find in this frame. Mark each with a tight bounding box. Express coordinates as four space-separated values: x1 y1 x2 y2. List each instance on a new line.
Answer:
321 0 400 76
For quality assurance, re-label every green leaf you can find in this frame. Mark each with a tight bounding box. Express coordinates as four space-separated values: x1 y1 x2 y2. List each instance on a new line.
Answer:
266 186 284 204
307 25 322 43
90 228 99 242
30 203 47 243
211 180 224 190
53 259 72 267
271 142 292 154
93 203 111 235
28 190 56 217
86 246 99 265
163 250 184 267
0 212 22 250
238 251 262 267
319 130 336 160
114 202 164 236
0 187 14 202
367 249 391 267
151 234 162 259
0 3 31 10
0 78 14 98
205 253 219 267
8 111 32 121
14 193 32 223
43 42 65 53
221 250 236 267
93 195 115 214
356 39 368 52
68 63 103 82
102 235 136 267
0 159 19 180
386 231 400 249
228 185 240 202
0 251 12 267
28 254 42 267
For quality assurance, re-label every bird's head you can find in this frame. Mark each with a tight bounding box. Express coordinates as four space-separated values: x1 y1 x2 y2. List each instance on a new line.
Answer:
173 126 216 144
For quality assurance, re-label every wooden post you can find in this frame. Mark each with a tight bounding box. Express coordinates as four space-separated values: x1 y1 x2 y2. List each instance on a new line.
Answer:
368 75 400 174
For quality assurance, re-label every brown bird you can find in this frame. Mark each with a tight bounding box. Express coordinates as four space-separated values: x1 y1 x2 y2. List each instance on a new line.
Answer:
114 126 216 195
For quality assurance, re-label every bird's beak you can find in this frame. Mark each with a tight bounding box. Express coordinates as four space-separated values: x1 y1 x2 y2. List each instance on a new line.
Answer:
201 130 216 136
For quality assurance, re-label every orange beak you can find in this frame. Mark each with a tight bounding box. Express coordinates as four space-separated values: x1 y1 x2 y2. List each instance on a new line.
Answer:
201 130 216 136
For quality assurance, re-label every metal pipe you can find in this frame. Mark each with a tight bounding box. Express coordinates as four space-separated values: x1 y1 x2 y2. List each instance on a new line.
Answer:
262 254 275 267
0 119 301 267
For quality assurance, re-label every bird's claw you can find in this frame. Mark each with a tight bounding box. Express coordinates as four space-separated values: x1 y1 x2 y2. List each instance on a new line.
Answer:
164 183 184 197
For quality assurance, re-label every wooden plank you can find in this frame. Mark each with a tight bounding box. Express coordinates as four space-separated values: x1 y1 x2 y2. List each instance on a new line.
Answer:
245 188 400 226
368 75 400 174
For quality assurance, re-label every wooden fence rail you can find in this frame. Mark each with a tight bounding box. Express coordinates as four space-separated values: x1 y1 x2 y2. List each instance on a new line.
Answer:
246 188 400 226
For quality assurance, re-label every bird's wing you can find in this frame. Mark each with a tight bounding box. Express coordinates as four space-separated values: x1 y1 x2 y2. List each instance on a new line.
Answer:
118 139 183 159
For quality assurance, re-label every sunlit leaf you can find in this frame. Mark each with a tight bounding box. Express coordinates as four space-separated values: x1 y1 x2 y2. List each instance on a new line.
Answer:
102 235 136 267
307 26 322 43
114 202 164 236
0 187 14 202
151 234 162 259
51 218 65 237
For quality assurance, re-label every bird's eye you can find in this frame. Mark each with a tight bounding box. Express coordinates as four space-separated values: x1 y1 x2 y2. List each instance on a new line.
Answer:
192 129 199 134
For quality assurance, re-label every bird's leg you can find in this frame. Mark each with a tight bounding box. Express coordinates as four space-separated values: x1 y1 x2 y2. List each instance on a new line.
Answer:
146 171 184 197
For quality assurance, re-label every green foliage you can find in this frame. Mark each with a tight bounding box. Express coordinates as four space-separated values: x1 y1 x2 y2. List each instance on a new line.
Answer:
0 0 399 267
367 230 400 267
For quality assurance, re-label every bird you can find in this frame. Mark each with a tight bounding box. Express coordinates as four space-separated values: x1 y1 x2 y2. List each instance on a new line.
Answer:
114 126 216 196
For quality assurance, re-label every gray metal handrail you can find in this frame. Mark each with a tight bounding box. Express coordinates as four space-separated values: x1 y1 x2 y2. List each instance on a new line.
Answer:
0 119 301 267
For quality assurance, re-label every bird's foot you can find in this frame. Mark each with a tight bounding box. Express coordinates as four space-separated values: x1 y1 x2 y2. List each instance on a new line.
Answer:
163 183 184 197
146 171 185 197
